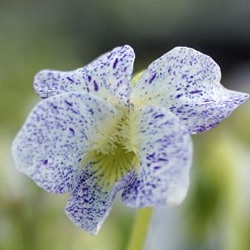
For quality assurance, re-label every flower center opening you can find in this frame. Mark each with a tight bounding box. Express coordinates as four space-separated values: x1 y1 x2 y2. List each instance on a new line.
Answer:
84 143 138 188
82 111 140 188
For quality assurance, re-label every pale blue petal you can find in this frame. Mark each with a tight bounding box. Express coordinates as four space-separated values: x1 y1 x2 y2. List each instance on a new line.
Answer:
34 45 135 107
131 47 249 133
122 106 192 208
65 166 135 235
12 92 119 193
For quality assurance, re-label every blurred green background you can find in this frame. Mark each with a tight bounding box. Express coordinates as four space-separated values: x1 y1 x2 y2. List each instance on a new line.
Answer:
1 1 250 249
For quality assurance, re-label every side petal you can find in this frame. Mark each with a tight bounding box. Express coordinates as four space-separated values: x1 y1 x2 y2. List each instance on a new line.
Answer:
34 45 135 108
65 166 135 235
12 92 119 193
131 47 249 133
122 106 192 208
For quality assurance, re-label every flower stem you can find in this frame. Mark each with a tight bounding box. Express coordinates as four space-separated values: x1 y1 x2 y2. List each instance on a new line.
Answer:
126 207 153 250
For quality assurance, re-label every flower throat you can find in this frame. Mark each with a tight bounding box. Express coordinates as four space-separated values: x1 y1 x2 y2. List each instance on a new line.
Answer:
82 112 139 188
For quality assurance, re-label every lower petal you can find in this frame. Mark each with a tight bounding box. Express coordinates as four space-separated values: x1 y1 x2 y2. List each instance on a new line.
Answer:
122 106 192 208
65 165 135 235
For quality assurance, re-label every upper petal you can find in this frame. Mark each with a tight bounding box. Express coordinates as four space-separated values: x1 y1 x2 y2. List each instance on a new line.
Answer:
12 92 119 193
34 45 135 108
131 47 249 133
122 106 192 208
65 165 135 235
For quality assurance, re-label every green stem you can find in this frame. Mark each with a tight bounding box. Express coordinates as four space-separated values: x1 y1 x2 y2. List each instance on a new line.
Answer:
127 208 153 250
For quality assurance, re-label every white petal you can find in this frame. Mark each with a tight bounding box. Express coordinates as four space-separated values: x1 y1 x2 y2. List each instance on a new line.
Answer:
12 92 119 193
131 47 249 133
65 166 135 235
34 45 135 108
122 106 192 208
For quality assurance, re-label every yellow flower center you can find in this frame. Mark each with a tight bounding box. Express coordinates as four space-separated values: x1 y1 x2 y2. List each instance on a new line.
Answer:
82 109 140 188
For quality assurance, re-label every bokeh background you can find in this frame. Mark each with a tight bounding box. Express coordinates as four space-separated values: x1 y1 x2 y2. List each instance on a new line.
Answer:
1 1 250 249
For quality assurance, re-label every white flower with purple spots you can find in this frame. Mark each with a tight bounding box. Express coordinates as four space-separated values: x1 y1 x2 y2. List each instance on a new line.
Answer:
12 45 248 235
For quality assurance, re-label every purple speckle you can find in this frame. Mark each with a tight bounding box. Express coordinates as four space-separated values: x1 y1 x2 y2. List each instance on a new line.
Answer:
203 99 212 103
154 114 165 119
107 52 112 59
66 77 74 83
87 75 92 82
88 109 94 115
93 81 99 91
113 58 118 69
158 158 168 162
176 94 183 99
69 128 75 136
190 90 202 94
149 73 157 84
43 159 48 165
153 166 161 170
65 100 73 106
70 108 79 115
146 153 155 160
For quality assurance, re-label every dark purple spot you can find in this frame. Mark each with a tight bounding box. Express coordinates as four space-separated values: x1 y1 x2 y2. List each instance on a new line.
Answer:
154 114 165 119
107 52 112 59
87 75 92 82
158 158 168 162
65 100 73 106
70 109 78 115
190 90 202 94
149 73 157 84
43 159 48 165
93 80 99 91
113 58 118 69
66 77 74 83
69 128 75 136
88 108 94 115
203 99 212 103
176 94 183 99
146 152 155 160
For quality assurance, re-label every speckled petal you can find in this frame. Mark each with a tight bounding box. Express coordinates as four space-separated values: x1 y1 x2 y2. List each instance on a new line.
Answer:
34 45 135 107
131 47 249 133
122 106 192 208
65 166 135 235
12 92 119 193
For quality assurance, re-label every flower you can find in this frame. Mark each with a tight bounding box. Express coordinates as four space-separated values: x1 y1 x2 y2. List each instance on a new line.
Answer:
12 45 248 235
